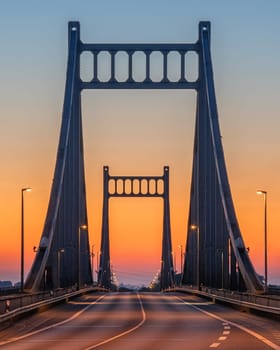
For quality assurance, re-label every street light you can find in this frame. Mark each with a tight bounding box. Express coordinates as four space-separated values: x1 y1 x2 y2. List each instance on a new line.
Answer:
178 244 183 276
21 187 31 293
171 251 176 274
57 248 65 288
257 190 268 293
96 251 101 277
77 224 87 290
91 244 95 283
190 224 200 291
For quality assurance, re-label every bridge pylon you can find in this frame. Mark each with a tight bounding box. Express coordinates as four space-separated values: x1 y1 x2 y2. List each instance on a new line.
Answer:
98 166 174 290
181 22 264 293
25 22 92 291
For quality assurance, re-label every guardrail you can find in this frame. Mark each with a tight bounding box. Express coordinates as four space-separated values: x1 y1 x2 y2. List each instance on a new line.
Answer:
0 288 71 314
172 286 280 318
0 287 20 296
0 286 107 325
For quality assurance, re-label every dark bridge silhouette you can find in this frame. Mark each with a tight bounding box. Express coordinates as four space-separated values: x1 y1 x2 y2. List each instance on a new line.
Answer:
25 21 264 294
98 166 174 290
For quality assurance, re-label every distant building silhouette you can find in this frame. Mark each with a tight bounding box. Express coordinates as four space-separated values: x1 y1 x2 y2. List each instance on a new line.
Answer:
0 280 12 288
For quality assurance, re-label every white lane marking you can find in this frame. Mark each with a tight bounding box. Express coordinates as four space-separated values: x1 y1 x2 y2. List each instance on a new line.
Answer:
209 343 220 348
218 336 227 340
224 326 231 330
176 296 280 350
59 325 121 328
84 292 146 350
170 302 215 306
223 331 230 335
0 295 106 347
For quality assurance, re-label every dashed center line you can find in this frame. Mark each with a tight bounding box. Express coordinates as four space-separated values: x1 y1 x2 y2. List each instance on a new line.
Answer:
209 321 231 347
84 293 146 350
218 336 227 341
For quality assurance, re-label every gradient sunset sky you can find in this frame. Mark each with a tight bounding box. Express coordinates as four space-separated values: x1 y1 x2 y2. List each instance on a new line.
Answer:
0 0 280 286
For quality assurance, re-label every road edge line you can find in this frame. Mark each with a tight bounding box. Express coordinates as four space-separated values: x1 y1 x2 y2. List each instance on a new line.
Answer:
176 296 280 350
0 294 106 347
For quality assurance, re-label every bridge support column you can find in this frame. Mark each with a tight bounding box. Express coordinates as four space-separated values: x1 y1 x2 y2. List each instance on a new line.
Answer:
25 22 92 291
98 167 111 289
182 22 264 294
160 167 175 290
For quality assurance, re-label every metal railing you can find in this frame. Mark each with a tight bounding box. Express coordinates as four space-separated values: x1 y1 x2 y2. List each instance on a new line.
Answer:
172 285 280 316
0 285 105 317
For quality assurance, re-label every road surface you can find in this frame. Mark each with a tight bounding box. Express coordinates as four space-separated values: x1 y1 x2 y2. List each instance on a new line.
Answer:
0 292 279 349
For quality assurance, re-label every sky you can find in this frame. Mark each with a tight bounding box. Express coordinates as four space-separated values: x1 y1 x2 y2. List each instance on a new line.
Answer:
0 0 280 287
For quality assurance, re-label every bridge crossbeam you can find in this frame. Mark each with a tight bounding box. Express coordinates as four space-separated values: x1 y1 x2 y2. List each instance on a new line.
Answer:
107 172 165 198
79 42 199 90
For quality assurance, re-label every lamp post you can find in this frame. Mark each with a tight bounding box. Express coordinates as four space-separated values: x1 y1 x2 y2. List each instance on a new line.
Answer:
96 251 100 278
178 244 184 287
178 244 183 275
21 187 31 293
57 248 65 288
190 224 200 291
172 251 176 274
257 190 268 293
77 224 87 290
91 244 95 283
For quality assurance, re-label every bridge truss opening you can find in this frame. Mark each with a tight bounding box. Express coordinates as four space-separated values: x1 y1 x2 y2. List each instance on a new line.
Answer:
25 21 263 293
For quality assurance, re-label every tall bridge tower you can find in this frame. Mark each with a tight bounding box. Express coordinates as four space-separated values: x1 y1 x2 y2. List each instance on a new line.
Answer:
25 21 263 293
98 166 174 290
181 23 263 293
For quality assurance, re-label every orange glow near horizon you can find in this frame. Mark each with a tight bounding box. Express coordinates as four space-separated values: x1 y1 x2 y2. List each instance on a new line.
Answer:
0 87 280 287
1 162 280 286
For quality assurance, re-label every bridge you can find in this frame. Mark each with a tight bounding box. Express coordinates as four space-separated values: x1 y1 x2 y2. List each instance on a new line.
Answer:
23 21 263 294
1 21 279 350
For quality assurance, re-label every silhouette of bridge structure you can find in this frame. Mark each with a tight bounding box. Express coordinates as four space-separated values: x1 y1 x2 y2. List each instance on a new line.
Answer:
25 21 264 294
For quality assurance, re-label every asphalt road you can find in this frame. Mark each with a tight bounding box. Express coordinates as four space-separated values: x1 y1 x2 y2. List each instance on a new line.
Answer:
0 292 279 349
